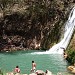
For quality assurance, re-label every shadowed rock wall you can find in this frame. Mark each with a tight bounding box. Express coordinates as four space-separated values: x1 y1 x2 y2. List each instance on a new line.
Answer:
0 0 75 51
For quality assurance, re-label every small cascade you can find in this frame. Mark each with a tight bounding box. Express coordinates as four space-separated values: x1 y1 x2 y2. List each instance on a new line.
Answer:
47 7 75 54
31 7 75 55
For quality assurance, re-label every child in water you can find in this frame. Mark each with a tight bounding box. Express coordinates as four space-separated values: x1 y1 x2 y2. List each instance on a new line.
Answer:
14 66 20 73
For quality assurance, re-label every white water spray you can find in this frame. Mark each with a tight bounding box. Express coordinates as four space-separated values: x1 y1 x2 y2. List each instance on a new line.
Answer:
31 7 75 54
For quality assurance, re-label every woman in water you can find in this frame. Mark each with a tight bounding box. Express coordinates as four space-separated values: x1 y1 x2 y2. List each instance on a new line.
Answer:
14 66 20 73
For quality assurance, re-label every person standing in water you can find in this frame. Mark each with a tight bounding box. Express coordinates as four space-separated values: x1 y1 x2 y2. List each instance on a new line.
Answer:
31 61 36 73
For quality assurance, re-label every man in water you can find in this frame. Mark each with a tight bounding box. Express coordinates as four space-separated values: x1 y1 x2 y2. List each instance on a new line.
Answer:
31 61 36 73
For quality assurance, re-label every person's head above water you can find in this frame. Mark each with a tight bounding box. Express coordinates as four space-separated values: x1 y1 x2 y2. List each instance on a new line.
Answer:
16 66 19 68
32 61 34 63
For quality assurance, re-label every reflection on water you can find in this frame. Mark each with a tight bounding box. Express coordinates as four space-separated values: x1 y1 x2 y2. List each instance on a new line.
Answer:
0 50 73 75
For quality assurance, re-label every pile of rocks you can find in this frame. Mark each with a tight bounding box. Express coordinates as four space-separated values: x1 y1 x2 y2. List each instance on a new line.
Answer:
6 70 53 75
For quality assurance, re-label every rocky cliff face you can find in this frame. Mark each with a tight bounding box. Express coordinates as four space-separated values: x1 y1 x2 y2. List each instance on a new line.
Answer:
0 0 75 51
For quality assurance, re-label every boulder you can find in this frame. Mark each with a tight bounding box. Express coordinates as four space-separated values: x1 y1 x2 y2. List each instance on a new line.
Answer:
36 70 45 75
29 73 37 75
68 66 75 74
68 66 74 71
71 68 75 73
6 72 28 75
35 70 52 75
22 74 28 75
6 72 14 75
45 70 52 75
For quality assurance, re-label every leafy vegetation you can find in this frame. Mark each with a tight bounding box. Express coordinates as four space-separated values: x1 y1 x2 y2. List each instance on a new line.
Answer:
66 33 75 64
66 49 75 64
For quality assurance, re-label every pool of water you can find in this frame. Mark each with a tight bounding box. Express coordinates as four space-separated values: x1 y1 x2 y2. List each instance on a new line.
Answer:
0 50 73 75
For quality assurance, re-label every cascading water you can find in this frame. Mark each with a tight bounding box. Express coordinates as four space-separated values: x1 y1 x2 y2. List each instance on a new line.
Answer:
47 7 75 54
32 7 75 54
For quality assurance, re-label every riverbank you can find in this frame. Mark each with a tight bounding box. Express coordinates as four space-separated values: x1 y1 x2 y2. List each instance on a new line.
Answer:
0 35 41 52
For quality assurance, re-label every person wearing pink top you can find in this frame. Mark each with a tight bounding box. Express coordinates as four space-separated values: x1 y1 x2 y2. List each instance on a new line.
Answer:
14 66 20 73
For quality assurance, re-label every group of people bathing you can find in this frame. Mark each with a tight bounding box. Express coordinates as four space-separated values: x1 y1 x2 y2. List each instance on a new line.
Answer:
14 61 36 73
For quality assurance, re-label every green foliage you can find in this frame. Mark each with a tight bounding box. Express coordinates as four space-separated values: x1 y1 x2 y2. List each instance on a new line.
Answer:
0 69 3 75
67 49 75 64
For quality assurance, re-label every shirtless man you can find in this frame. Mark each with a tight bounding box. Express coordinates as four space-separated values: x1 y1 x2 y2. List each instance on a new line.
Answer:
31 61 36 73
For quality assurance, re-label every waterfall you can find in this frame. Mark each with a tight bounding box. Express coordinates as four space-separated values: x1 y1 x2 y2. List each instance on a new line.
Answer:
47 7 75 54
31 7 75 55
